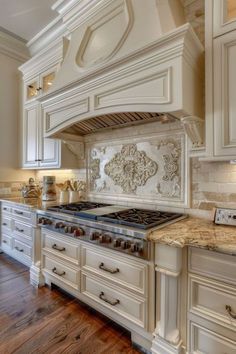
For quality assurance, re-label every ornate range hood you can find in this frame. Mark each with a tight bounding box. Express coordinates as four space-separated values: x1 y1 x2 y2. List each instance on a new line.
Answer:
39 0 204 148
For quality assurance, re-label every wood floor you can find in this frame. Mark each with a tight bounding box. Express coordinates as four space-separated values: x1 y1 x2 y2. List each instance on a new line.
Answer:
0 253 141 354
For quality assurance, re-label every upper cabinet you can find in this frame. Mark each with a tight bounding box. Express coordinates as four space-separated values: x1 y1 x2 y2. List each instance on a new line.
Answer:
204 0 236 160
213 0 236 37
213 30 236 156
25 67 57 102
19 42 84 170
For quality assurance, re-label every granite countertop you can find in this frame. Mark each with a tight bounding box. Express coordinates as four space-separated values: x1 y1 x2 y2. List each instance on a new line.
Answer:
148 216 236 256
0 197 59 210
1 198 236 256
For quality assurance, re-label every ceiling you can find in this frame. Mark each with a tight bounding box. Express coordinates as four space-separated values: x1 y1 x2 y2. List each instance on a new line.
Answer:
0 0 57 42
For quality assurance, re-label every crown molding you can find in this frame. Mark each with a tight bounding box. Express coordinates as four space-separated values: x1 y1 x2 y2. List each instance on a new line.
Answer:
0 29 29 62
27 16 67 57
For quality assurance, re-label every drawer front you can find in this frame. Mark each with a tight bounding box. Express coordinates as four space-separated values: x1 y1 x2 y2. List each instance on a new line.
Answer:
12 238 32 258
189 247 236 286
42 231 80 265
1 233 12 249
189 321 236 354
81 273 146 328
13 220 32 239
82 246 147 295
43 255 80 290
189 275 236 331
12 207 32 222
1 215 11 230
1 204 11 214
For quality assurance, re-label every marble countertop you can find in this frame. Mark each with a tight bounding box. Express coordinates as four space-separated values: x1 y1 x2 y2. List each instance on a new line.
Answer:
148 216 236 256
1 198 236 256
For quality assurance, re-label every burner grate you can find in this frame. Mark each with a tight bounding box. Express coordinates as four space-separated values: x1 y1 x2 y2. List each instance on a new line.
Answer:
48 202 111 215
98 208 183 229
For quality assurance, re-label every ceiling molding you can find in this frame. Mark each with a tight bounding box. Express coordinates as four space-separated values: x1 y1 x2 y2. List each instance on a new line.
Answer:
0 29 29 62
27 15 67 56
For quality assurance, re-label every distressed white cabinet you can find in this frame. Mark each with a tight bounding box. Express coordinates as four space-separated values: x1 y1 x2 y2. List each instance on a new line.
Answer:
204 1 236 160
188 248 236 353
19 44 83 169
25 66 57 102
22 102 60 168
213 29 236 157
213 0 236 37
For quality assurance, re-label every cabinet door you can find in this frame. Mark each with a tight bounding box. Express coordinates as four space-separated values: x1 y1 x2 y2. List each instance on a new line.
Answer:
214 30 236 156
38 105 61 168
214 0 236 37
40 138 61 168
22 104 39 168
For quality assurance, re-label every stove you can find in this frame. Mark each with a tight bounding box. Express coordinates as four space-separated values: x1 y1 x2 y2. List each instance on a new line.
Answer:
37 202 186 260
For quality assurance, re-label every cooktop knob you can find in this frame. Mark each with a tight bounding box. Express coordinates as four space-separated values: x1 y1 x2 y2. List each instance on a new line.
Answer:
120 240 131 250
130 243 138 252
73 227 84 237
55 222 65 229
113 238 122 247
104 234 112 243
90 231 101 240
99 234 106 243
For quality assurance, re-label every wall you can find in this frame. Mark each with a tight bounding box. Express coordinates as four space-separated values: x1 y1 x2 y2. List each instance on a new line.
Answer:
0 49 34 198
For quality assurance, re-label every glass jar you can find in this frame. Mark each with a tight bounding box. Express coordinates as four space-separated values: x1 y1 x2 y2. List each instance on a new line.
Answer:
42 176 57 201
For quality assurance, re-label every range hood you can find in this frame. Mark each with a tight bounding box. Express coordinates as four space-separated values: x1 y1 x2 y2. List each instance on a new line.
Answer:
39 0 204 148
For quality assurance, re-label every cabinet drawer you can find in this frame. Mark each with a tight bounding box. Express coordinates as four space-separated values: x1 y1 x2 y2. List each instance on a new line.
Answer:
1 215 11 230
189 321 236 354
12 238 32 258
42 231 80 265
1 204 11 214
81 273 146 328
189 248 236 286
82 246 147 295
189 275 236 331
13 220 32 239
12 207 32 222
43 255 80 290
1 234 12 249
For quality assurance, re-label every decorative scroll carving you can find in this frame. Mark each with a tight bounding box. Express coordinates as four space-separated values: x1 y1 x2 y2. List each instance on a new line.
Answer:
90 158 100 182
104 144 158 193
154 138 181 198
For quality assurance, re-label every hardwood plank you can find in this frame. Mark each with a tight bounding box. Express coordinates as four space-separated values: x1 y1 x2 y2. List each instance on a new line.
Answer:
0 256 142 354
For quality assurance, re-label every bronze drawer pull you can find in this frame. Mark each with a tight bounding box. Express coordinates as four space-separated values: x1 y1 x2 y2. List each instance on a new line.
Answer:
99 262 119 274
2 240 7 243
3 207 7 211
52 244 66 252
226 305 236 319
14 210 23 215
16 227 24 233
2 222 7 226
99 292 120 306
15 246 24 252
52 267 65 276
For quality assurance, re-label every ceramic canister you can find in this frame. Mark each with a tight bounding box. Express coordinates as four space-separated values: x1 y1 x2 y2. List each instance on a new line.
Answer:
42 176 57 201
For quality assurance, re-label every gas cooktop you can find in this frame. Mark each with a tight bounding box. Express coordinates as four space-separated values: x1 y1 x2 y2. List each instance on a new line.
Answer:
47 201 185 230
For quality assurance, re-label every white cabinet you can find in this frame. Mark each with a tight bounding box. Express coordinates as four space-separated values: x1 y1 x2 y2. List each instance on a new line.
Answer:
25 66 57 102
213 30 236 157
22 102 60 168
204 1 236 160
188 248 236 353
213 0 236 37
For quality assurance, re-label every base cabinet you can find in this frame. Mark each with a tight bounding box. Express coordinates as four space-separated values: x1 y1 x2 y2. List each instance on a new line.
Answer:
41 228 154 351
188 248 236 354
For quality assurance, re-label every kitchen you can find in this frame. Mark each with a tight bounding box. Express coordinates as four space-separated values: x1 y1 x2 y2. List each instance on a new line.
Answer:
0 0 236 353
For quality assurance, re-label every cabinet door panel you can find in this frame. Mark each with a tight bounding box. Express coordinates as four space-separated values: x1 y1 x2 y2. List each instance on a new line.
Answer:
40 138 60 168
214 31 236 156
22 104 38 167
214 0 236 37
